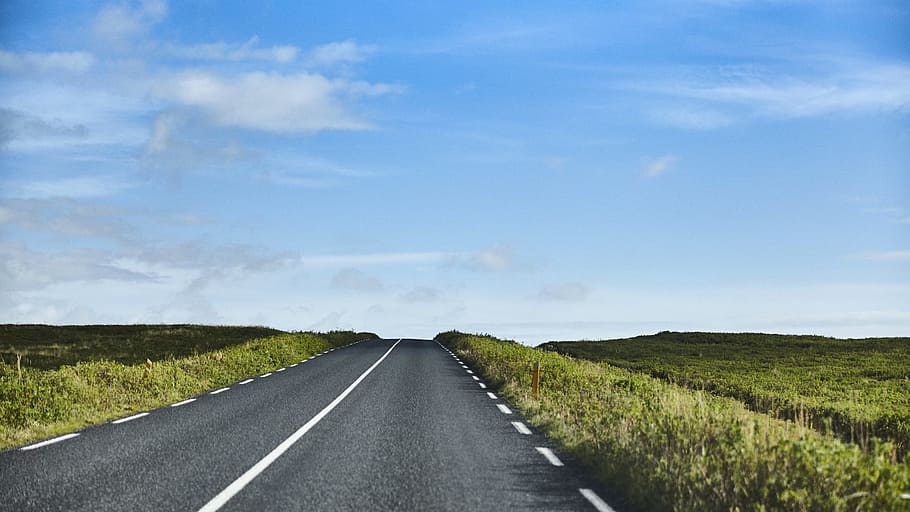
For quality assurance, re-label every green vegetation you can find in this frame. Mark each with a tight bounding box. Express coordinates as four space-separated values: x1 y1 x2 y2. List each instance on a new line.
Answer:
541 332 910 457
437 331 910 512
0 325 377 450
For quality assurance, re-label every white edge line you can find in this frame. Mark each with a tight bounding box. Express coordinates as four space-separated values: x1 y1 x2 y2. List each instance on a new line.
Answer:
276 368 286 372
535 447 565 466
112 412 150 424
20 433 80 451
239 379 254 385
496 404 513 414
196 339 403 512
171 398 197 407
466 370 474 374
210 387 230 395
579 489 616 512
260 372 272 378
472 375 480 381
511 421 531 434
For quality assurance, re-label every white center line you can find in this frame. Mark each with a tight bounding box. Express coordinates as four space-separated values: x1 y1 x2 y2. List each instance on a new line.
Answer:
511 421 532 435
260 372 272 378
478 382 487 389
210 387 230 395
535 447 564 466
171 398 197 407
486 392 498 399
579 489 616 512
20 433 80 451
238 379 254 385
197 339 402 512
496 404 512 414
112 412 150 424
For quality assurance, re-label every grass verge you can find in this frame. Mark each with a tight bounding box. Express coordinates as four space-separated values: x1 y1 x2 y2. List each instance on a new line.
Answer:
0 328 377 451
436 331 910 512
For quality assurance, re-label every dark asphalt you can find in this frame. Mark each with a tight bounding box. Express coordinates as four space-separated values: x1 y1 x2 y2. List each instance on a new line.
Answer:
0 338 616 511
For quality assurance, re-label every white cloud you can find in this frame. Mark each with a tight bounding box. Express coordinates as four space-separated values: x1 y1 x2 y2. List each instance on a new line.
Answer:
307 40 375 66
158 71 400 133
449 244 516 272
642 154 679 177
4 176 133 199
0 50 95 74
93 0 168 45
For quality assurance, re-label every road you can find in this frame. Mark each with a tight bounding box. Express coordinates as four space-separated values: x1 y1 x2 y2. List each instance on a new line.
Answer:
0 338 617 511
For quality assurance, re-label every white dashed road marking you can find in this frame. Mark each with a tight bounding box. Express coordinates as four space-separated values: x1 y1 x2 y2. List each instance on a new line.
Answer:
260 373 272 378
472 375 480 381
239 379 254 385
112 412 150 424
486 392 497 399
276 368 286 372
478 382 487 389
171 398 196 407
580 489 616 512
496 404 512 415
210 388 230 395
20 433 80 451
535 447 564 466
511 421 532 435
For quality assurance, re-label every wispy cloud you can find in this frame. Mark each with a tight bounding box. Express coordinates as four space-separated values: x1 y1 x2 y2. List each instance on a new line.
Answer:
642 154 679 177
0 50 95 74
159 36 298 63
93 0 168 46
852 250 910 262
156 71 401 134
306 40 375 67
2 176 133 199
537 282 591 302
331 268 384 292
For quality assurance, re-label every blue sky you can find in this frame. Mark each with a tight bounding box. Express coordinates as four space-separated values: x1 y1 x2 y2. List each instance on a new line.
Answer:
1 1 908 342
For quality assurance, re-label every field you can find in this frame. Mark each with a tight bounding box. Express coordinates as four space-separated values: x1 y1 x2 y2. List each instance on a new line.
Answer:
437 331 910 512
540 332 910 457
0 324 378 450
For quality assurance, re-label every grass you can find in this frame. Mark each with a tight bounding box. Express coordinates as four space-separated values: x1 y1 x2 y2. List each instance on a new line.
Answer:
540 331 910 457
436 331 910 512
0 325 378 450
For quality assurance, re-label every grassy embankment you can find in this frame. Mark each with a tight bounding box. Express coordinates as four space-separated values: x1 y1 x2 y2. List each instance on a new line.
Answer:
436 331 910 512
0 325 378 450
542 332 910 458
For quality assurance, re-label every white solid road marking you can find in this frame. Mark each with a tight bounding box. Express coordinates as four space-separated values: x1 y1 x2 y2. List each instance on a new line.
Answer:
478 382 487 389
511 421 532 435
20 433 80 451
496 404 513 414
472 375 480 381
260 373 272 378
239 379 254 385
112 412 150 424
210 388 230 395
171 398 197 407
579 489 616 512
197 340 403 512
486 392 497 399
535 447 564 466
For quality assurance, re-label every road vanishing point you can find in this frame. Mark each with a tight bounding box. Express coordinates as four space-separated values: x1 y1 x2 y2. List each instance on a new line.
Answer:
1 338 616 511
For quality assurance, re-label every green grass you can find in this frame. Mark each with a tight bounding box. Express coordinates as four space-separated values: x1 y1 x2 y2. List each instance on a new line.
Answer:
0 325 378 450
437 331 910 512
540 331 910 457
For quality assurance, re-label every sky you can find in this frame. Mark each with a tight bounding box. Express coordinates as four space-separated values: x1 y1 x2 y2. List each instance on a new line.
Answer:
1 1 908 343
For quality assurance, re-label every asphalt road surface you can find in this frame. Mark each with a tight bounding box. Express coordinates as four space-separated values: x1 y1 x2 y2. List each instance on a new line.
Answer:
0 338 618 511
